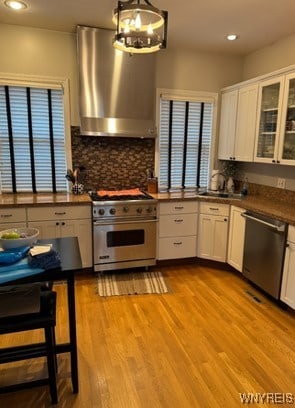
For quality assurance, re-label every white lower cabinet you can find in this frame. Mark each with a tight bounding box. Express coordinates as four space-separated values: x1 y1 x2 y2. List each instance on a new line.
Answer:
158 201 198 260
280 226 295 309
0 207 27 231
197 202 229 262
227 206 246 272
27 205 92 268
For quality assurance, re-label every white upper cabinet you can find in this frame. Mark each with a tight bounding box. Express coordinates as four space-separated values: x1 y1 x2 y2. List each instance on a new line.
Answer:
254 73 295 165
234 84 258 161
278 72 295 165
218 89 238 160
218 83 258 162
254 76 285 163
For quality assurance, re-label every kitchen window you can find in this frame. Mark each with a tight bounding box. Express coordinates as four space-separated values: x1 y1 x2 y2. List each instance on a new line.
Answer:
156 90 217 191
0 75 72 193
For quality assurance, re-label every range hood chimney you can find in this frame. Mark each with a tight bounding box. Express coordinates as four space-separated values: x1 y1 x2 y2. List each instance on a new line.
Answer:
77 26 157 138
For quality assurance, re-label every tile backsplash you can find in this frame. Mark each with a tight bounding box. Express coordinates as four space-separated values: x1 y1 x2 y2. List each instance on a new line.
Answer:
71 126 155 191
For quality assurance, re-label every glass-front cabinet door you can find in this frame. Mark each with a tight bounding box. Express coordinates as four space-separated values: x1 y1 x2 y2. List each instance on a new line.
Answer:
278 72 295 165
254 76 284 163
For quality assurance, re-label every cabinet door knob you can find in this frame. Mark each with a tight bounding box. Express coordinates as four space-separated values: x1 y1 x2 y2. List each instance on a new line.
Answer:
272 160 276 163
224 218 227 222
277 160 280 163
62 222 65 226
56 222 59 226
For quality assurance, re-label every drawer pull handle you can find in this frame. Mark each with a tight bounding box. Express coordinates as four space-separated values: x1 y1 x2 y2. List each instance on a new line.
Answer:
55 212 66 215
174 219 183 223
174 206 184 210
1 214 12 218
209 208 219 211
173 242 182 246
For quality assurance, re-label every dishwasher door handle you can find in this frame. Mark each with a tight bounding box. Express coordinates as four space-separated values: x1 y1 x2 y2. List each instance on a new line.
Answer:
241 213 285 232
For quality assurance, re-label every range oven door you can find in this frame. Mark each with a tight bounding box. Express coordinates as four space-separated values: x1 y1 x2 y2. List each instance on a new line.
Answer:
93 218 157 271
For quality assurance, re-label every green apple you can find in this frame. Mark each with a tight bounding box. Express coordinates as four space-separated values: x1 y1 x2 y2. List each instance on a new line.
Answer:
1 232 21 239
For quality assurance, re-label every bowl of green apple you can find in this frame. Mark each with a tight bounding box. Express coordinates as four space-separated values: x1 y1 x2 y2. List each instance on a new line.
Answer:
0 228 39 250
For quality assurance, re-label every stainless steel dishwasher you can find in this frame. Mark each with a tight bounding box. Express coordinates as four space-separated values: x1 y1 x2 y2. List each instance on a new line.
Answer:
242 211 287 299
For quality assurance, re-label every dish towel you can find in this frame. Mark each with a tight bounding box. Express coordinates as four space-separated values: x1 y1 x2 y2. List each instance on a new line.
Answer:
28 245 61 270
0 246 30 265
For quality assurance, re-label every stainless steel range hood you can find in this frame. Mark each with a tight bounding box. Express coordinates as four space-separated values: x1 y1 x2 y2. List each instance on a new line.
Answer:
77 26 157 138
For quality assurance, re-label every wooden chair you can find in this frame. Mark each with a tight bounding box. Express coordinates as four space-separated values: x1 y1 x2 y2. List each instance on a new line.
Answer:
0 283 58 404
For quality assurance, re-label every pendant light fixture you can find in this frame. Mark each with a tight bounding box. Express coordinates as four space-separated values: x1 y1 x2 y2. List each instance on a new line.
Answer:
112 0 168 54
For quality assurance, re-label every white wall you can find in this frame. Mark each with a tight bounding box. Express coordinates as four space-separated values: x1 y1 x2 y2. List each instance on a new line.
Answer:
156 47 244 91
0 23 244 127
243 33 295 80
0 24 79 124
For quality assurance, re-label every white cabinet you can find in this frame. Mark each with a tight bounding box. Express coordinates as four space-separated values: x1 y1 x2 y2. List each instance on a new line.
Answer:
218 89 238 160
158 201 198 260
234 84 258 161
27 205 92 268
0 207 27 231
254 73 295 165
218 84 258 162
197 202 229 262
280 226 295 309
227 206 246 272
278 72 295 165
254 76 285 163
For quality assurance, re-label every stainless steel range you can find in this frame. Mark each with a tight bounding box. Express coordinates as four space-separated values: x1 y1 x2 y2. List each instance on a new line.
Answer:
89 189 158 272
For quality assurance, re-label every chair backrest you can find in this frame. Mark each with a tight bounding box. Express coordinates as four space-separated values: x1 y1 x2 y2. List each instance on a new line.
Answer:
0 283 41 318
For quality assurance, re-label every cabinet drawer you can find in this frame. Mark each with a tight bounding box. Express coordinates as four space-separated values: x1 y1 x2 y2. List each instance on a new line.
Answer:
159 201 198 215
288 225 295 244
199 202 229 216
158 236 197 260
0 208 26 223
27 205 91 221
159 214 197 237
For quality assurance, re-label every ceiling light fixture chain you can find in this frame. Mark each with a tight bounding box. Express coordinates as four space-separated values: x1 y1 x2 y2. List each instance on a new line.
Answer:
112 0 168 54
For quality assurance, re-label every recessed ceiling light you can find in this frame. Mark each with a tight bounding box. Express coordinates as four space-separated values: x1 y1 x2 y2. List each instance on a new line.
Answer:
4 0 28 10
227 34 238 41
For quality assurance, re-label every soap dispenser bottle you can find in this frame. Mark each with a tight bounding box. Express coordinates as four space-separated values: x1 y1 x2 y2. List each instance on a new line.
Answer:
241 178 248 196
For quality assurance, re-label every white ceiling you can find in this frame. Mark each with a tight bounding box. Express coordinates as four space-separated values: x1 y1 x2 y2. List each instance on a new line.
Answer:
1 0 295 56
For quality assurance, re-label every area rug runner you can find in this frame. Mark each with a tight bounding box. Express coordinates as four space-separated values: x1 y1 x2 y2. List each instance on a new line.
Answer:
96 271 169 296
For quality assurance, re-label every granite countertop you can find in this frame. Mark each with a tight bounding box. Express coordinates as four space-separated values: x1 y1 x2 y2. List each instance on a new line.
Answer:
0 191 294 225
0 192 92 208
150 191 295 226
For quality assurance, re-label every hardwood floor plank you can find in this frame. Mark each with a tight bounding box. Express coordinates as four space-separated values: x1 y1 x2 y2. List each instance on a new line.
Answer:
0 264 295 407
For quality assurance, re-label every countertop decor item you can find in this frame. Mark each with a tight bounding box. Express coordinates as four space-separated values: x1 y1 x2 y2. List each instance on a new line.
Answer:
72 183 84 195
0 228 39 250
112 0 168 54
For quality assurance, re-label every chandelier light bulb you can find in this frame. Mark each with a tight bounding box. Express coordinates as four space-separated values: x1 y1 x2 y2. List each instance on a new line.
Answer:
135 11 142 30
147 23 153 35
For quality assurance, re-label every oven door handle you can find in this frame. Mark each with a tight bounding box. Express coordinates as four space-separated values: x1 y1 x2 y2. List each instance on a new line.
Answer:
93 218 158 226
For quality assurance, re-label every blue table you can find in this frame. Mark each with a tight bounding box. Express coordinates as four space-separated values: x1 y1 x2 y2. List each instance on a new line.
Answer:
0 236 82 394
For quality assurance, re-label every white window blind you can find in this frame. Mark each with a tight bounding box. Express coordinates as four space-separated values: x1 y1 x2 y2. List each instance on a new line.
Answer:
0 85 67 193
159 97 213 191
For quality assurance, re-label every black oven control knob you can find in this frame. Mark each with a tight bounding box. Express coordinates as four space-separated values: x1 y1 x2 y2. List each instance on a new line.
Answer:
146 206 153 213
109 208 116 215
136 207 143 214
123 206 129 213
98 209 105 216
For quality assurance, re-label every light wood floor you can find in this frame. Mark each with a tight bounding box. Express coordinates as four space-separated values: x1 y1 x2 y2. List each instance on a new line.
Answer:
1 263 295 407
